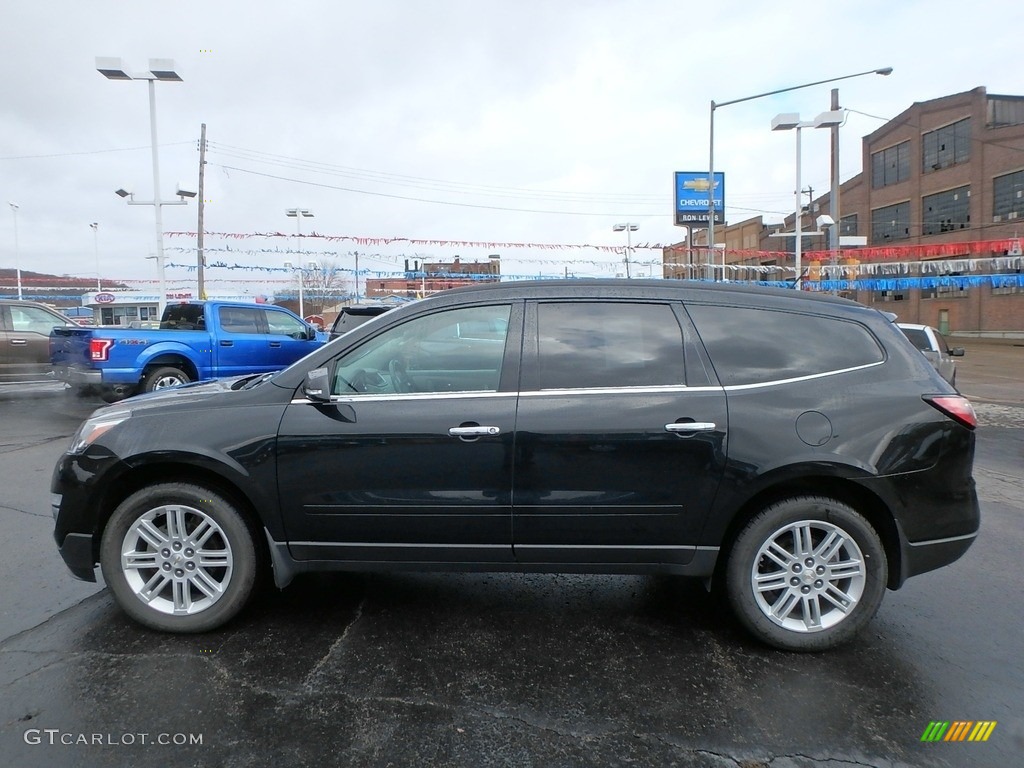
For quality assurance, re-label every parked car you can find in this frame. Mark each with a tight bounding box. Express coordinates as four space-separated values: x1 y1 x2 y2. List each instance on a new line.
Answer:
50 300 328 402
51 280 979 651
0 299 77 383
329 303 394 339
897 322 964 386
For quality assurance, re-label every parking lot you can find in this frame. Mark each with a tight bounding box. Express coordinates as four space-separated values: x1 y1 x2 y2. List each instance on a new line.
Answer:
1 339 1021 767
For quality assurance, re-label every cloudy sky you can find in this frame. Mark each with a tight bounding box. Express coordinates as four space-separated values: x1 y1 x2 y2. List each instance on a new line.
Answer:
2 0 1022 296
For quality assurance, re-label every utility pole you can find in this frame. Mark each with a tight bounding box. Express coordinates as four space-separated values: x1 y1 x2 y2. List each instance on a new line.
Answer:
353 251 360 301
197 123 207 299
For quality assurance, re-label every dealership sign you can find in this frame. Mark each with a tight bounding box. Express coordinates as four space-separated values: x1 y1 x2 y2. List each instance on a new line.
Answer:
674 171 725 226
94 293 117 304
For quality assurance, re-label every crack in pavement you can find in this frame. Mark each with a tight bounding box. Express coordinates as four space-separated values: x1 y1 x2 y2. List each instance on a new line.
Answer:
0 503 51 519
302 596 366 691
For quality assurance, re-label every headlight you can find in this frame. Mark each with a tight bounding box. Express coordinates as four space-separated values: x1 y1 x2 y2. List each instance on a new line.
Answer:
68 412 131 454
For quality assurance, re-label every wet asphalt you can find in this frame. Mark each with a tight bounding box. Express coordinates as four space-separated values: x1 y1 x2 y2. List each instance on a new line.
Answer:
0 344 1021 767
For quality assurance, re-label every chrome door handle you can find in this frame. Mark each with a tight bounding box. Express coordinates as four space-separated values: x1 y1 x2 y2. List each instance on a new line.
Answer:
448 426 501 437
665 422 716 433
10 339 27 345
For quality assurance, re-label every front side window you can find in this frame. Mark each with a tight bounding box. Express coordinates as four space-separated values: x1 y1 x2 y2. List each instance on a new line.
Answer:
331 304 511 396
534 302 685 390
9 306 71 334
687 305 884 386
264 309 307 338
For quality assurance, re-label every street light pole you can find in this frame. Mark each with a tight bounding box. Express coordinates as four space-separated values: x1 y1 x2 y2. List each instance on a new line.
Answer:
708 67 892 276
97 58 191 318
771 111 845 287
90 222 101 291
612 223 638 278
7 202 21 299
285 208 314 318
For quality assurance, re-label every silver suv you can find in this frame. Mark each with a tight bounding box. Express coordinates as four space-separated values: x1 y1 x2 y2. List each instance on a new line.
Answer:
897 323 964 386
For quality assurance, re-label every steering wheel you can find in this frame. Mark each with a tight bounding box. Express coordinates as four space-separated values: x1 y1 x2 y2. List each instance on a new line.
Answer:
388 359 413 393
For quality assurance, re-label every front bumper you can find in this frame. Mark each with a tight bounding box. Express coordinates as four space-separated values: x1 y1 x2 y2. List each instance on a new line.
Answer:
55 531 97 582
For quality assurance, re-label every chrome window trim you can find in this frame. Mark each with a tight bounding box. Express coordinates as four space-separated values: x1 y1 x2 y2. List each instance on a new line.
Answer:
720 360 884 391
289 360 882 405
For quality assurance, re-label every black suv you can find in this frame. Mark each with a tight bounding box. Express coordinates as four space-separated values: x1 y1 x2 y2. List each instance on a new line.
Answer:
51 280 979 651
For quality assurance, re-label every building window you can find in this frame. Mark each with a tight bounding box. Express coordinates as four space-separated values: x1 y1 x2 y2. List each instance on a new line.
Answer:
993 169 1024 221
871 201 911 244
987 96 1024 128
922 272 968 300
839 214 858 237
922 185 970 236
922 117 971 173
874 289 905 303
871 141 910 188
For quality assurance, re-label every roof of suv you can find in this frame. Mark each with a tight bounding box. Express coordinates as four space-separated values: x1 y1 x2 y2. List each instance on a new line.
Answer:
434 278 865 307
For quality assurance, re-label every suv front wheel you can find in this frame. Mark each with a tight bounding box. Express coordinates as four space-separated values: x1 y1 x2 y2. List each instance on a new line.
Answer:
100 483 258 633
725 496 887 652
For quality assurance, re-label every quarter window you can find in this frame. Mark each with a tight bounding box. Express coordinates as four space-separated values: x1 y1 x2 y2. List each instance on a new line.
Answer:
534 302 685 389
686 305 883 386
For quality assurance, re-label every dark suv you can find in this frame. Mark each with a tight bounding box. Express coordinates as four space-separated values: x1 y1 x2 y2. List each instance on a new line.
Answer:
51 280 979 651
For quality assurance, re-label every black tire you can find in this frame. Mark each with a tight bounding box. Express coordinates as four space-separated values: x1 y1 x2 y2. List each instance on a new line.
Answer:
725 496 887 652
100 483 258 633
142 366 191 393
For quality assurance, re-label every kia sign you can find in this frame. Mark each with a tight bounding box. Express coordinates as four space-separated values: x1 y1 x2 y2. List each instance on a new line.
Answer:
674 172 725 226
95 293 117 304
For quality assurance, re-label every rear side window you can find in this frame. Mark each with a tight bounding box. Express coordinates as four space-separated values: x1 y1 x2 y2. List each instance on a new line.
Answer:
900 327 930 351
687 305 883 386
535 302 685 389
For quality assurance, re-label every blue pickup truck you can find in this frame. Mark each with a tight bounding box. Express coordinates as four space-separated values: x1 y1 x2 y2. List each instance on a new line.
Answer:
51 300 328 402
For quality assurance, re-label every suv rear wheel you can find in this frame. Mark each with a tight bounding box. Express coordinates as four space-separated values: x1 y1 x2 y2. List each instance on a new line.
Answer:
100 483 258 632
725 496 887 652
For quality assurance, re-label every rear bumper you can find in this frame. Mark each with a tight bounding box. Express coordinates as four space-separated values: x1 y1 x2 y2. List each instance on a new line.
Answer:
900 530 978 583
54 366 102 385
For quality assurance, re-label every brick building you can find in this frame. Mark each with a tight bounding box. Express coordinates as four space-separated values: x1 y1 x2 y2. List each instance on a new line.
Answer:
364 255 501 300
665 87 1024 335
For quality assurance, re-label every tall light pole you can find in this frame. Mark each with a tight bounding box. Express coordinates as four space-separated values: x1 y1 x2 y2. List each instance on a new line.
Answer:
97 57 193 318
285 208 314 315
284 260 317 319
612 223 638 278
90 222 101 291
771 111 845 288
7 202 21 299
708 67 892 274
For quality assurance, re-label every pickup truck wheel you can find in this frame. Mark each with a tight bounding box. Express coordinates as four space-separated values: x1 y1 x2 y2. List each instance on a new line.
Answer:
100 483 258 633
143 366 191 393
725 496 887 652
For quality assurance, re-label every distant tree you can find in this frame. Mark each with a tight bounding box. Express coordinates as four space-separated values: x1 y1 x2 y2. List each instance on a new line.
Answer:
300 259 348 314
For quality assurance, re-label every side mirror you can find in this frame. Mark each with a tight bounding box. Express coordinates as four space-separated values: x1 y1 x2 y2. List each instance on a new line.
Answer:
950 347 965 357
303 367 331 402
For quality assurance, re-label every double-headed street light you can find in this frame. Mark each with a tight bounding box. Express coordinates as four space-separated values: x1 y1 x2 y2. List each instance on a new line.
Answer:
97 57 193 317
7 202 21 299
770 111 846 287
707 67 893 274
612 223 638 278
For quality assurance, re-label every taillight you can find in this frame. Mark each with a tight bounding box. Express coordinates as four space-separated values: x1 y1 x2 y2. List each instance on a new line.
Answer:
89 338 114 362
924 395 977 430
